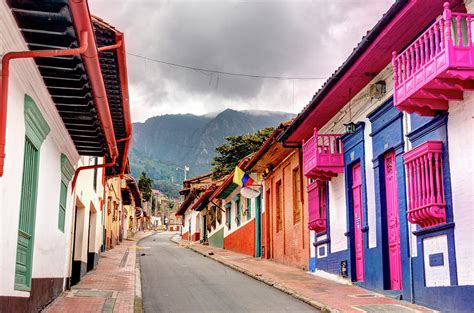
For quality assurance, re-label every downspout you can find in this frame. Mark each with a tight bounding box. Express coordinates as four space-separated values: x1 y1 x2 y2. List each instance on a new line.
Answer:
71 156 116 191
0 31 89 176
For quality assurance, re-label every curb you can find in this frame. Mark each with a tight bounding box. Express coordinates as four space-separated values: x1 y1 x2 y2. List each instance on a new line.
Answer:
172 238 335 313
134 231 156 313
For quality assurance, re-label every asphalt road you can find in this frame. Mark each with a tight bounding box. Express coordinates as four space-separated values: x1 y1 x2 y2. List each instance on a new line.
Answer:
140 232 318 313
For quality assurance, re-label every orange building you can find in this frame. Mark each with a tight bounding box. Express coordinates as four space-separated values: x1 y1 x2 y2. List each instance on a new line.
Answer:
246 123 310 270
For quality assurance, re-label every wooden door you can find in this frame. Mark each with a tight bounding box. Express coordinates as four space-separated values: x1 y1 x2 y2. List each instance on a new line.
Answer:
384 151 402 290
352 163 364 282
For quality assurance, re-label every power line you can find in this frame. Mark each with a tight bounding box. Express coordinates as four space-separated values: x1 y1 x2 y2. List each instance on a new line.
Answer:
127 52 328 81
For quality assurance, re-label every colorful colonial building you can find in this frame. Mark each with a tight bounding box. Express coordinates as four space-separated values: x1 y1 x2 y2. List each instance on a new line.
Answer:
279 1 473 311
208 158 260 256
176 172 215 241
245 123 310 270
0 1 132 311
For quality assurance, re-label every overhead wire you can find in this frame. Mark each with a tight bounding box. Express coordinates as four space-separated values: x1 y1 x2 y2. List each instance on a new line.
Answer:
127 52 328 81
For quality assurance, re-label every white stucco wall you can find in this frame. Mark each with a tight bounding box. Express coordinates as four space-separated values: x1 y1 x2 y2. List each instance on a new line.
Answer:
0 2 106 297
73 156 104 266
328 174 348 253
448 93 474 286
423 235 451 287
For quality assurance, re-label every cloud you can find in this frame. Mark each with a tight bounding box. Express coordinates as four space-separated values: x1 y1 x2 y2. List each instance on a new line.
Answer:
90 0 394 122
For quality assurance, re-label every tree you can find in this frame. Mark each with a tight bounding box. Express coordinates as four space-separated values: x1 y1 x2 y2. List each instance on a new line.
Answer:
211 127 274 179
138 171 153 202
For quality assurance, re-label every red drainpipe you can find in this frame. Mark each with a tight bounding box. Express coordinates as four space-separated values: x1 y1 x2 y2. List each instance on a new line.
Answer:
71 156 116 191
1 0 121 179
68 0 118 160
94 29 132 177
0 32 89 176
112 32 132 176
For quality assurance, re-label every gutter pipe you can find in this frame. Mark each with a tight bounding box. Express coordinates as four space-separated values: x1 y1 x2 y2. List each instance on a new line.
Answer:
68 0 118 159
0 32 90 176
114 32 132 176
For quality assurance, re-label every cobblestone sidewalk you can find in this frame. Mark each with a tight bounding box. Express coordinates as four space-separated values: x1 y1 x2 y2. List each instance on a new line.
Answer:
43 231 154 313
173 236 435 313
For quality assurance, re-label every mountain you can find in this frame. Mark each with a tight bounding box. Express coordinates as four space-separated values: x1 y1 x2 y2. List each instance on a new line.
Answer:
130 109 294 197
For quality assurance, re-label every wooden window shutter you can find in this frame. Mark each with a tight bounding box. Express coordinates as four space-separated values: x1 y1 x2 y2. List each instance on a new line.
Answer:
58 154 74 232
15 95 50 291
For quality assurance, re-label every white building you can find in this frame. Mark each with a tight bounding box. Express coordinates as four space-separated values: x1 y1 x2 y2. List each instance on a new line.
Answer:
0 1 132 311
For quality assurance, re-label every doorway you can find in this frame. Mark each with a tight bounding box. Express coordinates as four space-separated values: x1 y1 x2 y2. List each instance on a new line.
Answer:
352 163 364 282
255 194 262 257
384 151 402 290
71 205 85 286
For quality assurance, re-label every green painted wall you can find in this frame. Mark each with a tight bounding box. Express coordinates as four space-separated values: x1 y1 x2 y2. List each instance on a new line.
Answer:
208 227 224 248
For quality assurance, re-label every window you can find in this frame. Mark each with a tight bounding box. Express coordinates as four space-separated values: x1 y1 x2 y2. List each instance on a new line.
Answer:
246 198 252 220
225 203 232 230
15 96 50 291
293 167 302 224
217 204 222 224
211 206 217 228
235 195 241 227
403 141 446 228
308 180 327 234
276 180 283 232
59 154 74 232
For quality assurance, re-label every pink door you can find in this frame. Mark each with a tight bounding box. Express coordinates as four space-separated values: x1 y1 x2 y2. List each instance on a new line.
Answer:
352 163 364 282
384 151 402 290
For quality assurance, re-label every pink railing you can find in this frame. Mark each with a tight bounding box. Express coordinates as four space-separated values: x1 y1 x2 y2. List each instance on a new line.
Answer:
307 180 327 234
392 3 473 86
403 141 446 229
302 128 343 178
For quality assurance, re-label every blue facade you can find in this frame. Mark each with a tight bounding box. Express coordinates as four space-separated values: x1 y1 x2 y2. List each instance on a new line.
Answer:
406 113 473 312
367 99 411 299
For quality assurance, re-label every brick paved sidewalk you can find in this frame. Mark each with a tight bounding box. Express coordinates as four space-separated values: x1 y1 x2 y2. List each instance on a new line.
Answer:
173 236 435 313
43 231 154 313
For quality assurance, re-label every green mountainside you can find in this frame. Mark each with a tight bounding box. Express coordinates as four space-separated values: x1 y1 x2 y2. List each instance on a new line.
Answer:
130 109 294 197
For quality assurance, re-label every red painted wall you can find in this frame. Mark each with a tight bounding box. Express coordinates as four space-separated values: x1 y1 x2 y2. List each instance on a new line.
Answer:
182 231 189 240
191 232 200 241
224 219 255 257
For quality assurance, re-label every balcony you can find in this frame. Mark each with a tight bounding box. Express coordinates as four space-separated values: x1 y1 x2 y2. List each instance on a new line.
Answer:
403 141 446 229
302 129 344 180
392 3 474 116
307 181 327 234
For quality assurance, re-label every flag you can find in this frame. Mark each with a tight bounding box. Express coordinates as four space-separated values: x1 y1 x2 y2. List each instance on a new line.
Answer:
233 166 254 187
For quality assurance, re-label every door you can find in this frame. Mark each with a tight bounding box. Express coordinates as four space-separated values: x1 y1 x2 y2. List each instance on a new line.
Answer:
255 194 262 257
384 151 402 290
265 189 271 259
203 214 208 242
352 163 364 282
71 207 80 286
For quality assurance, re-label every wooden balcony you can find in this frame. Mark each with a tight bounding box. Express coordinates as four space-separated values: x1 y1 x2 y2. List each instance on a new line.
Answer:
392 3 474 116
302 129 344 180
307 181 327 234
403 141 446 229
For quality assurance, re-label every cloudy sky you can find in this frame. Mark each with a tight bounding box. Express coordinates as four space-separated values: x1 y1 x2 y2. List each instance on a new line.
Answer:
90 0 394 122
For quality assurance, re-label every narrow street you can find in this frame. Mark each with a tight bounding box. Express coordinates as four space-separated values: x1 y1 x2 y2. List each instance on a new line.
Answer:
140 232 318 313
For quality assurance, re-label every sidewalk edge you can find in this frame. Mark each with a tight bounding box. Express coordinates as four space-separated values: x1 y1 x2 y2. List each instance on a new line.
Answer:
135 232 155 313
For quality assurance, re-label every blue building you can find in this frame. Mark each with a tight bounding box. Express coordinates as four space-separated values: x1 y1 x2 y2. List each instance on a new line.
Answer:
278 1 474 312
